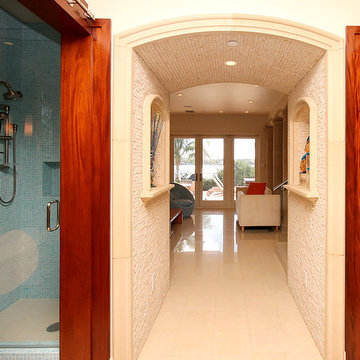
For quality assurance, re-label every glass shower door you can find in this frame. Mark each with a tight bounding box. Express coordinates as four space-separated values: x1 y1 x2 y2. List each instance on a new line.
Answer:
0 2 61 351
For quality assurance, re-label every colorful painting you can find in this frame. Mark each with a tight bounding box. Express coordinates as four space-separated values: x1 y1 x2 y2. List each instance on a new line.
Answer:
300 136 310 174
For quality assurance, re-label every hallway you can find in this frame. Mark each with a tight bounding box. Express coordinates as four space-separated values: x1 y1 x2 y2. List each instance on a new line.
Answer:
139 209 322 360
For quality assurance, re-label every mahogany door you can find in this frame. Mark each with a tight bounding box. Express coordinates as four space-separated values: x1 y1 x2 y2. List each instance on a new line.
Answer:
16 1 111 359
346 26 360 360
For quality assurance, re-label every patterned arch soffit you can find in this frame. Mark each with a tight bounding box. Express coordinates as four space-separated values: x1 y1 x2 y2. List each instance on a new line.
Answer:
112 14 345 360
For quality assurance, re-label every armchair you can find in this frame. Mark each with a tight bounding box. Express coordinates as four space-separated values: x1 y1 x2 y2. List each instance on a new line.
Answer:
236 187 281 232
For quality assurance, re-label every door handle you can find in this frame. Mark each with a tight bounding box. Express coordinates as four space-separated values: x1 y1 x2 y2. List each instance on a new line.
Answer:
200 173 203 182
47 200 60 232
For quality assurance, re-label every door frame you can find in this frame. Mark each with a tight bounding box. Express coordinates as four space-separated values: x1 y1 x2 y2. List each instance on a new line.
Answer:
15 1 111 359
345 26 360 360
114 15 344 360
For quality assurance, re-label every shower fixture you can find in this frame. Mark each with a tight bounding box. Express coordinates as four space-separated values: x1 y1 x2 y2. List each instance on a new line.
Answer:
0 104 18 204
0 81 23 100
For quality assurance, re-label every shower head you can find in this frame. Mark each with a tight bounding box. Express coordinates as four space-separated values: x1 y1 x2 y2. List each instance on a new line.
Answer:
0 81 23 100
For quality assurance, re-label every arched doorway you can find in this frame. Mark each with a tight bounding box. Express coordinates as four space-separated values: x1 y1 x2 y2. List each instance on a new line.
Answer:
112 14 344 360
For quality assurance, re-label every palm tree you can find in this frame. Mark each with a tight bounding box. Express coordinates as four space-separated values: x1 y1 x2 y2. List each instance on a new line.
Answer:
174 138 195 181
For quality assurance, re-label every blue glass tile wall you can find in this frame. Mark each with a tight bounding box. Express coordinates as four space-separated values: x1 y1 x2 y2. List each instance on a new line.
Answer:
0 7 60 310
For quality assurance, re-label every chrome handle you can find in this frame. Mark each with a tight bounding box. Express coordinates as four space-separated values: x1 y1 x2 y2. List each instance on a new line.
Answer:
47 200 60 232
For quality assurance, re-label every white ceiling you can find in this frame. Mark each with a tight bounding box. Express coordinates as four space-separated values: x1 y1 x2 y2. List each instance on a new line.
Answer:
170 83 285 114
135 31 326 95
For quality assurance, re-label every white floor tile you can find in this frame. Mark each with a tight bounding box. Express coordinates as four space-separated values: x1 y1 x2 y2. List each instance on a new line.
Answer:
138 209 323 360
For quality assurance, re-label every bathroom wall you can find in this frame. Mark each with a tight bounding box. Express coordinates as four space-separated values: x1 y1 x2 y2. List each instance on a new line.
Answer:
0 8 60 311
287 54 327 356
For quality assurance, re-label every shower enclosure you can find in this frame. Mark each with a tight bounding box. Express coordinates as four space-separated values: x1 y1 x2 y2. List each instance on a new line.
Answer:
0 0 111 358
0 3 61 357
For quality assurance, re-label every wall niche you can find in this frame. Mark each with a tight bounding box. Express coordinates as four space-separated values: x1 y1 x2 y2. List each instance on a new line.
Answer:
285 97 318 201
140 94 173 203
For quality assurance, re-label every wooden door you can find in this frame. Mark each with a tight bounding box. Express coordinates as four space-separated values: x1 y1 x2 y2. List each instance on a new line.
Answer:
346 26 360 360
16 1 111 359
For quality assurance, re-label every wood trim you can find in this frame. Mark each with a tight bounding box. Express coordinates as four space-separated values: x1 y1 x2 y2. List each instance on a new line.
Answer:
17 0 92 36
346 26 360 360
60 20 111 360
60 32 93 359
91 19 111 360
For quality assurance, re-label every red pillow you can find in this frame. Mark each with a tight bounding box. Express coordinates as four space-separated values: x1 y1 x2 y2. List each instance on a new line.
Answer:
247 182 266 195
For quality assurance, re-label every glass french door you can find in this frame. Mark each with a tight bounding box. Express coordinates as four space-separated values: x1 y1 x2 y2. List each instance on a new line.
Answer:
233 138 256 199
172 136 257 208
200 138 226 207
172 137 226 208
173 137 196 199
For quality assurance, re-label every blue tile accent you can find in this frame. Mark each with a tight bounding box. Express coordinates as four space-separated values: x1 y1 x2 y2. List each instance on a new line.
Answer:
0 4 61 353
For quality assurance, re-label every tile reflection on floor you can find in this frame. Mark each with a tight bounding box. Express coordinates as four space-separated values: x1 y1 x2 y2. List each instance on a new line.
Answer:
141 209 322 360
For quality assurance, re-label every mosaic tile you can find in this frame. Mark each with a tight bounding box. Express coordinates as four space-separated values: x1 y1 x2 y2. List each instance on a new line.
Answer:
0 5 61 354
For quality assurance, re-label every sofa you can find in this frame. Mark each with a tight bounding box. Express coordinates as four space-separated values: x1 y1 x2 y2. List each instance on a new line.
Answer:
236 186 281 232
170 183 195 218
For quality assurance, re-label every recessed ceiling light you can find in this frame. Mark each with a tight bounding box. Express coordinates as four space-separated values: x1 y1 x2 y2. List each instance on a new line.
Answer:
227 40 238 47
219 110 224 113
248 100 255 103
177 93 183 97
3 41 13 46
245 110 249 114
254 85 259 87
225 60 237 66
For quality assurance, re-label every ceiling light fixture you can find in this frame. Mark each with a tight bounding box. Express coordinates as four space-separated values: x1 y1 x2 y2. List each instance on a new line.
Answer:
248 100 255 103
245 110 249 114
219 110 224 113
254 85 259 87
225 60 237 66
227 40 238 47
177 93 183 97
3 41 14 46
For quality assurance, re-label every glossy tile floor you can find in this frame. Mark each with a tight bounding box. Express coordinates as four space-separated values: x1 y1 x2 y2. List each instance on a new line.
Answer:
139 209 322 360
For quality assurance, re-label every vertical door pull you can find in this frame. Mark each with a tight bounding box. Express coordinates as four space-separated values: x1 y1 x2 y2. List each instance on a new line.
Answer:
47 200 60 232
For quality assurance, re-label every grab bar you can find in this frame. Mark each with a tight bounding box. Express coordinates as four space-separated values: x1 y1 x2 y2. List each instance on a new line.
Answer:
273 180 288 192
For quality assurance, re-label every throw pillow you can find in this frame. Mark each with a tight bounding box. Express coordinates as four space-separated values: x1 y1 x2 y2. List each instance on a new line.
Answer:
247 182 266 195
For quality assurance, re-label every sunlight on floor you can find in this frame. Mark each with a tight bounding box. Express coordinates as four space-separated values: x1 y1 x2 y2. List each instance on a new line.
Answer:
139 209 322 360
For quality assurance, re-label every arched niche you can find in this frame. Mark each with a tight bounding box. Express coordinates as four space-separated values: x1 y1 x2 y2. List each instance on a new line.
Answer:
286 96 318 201
141 94 172 202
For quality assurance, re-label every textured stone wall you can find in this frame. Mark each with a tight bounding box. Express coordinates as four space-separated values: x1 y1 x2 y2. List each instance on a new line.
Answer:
132 51 170 359
288 54 327 357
